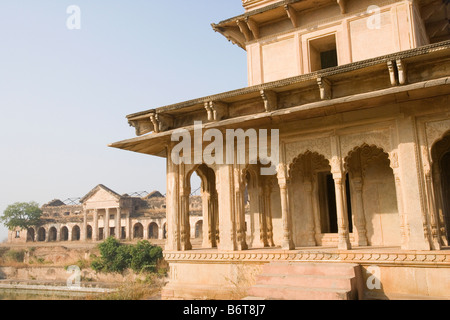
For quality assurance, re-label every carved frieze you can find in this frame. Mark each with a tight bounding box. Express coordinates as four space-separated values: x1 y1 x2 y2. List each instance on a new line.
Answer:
164 250 450 266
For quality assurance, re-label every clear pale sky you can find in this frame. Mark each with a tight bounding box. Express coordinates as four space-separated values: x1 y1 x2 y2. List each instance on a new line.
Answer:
0 1 247 241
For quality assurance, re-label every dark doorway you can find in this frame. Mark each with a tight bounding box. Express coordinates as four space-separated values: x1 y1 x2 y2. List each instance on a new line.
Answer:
441 151 450 240
321 173 353 233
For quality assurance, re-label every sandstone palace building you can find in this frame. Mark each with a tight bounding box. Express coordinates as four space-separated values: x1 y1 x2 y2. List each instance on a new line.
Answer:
110 0 450 300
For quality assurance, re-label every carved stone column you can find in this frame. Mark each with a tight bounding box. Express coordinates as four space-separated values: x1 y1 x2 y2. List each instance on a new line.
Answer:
277 164 295 250
201 190 212 248
217 164 237 251
264 181 275 247
433 168 448 246
235 168 248 251
180 168 192 251
331 157 352 250
166 156 180 251
330 136 352 250
258 184 269 247
212 192 220 246
350 175 368 246
425 169 441 250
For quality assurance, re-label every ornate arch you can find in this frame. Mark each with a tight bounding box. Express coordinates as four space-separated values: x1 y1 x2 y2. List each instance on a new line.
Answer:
185 163 217 194
285 137 332 170
426 120 450 154
288 151 331 178
340 129 393 165
344 143 392 175
430 129 450 165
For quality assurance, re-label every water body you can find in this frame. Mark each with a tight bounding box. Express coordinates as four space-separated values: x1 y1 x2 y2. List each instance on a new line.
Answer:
0 288 96 300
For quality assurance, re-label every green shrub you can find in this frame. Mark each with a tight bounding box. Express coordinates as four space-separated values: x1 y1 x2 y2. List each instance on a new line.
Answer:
5 249 25 263
90 237 163 274
129 240 163 273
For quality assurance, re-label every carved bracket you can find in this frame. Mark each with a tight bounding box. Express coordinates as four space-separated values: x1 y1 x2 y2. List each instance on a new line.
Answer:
337 0 347 14
396 59 407 85
284 5 298 28
246 18 260 39
236 19 253 42
128 120 148 137
149 112 173 134
317 77 332 100
387 60 398 86
387 60 407 86
205 101 228 122
260 90 278 112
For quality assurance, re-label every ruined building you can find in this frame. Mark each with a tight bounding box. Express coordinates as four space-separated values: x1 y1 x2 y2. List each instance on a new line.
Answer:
8 184 203 244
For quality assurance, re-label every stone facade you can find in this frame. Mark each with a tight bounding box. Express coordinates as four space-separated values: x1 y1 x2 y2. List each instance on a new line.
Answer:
110 0 450 299
8 185 203 244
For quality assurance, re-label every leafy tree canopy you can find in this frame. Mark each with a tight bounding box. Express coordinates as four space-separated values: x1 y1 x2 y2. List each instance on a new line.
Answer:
0 202 42 230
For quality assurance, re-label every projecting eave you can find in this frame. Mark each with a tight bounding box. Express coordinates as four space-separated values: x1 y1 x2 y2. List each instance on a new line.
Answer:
211 0 345 49
109 131 171 158
110 41 450 157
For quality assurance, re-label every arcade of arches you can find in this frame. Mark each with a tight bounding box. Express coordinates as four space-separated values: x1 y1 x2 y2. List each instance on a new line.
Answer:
164 125 450 253
11 129 450 252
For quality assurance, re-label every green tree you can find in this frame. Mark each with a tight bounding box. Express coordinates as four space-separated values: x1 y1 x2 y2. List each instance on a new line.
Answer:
0 202 42 230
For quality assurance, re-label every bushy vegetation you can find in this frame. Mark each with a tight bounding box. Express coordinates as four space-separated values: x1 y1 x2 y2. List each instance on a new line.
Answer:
90 237 164 274
4 249 26 263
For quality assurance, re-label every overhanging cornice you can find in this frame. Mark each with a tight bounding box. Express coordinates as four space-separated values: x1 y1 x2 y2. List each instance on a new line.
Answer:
110 41 450 157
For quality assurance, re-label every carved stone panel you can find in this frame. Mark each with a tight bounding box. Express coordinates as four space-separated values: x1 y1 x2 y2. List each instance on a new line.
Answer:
426 119 450 150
